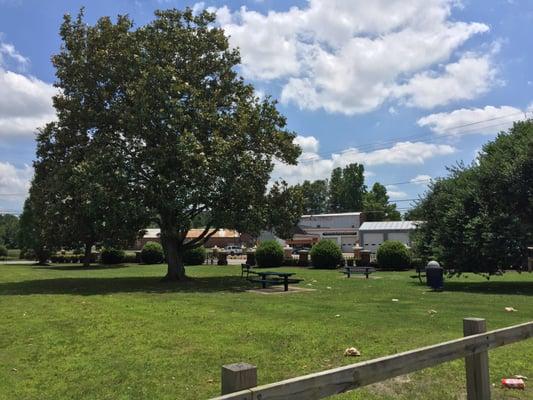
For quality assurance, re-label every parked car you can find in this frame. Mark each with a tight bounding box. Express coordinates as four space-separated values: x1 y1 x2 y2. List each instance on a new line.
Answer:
225 245 243 255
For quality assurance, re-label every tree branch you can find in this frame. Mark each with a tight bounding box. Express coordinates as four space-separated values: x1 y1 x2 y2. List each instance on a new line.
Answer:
183 224 219 249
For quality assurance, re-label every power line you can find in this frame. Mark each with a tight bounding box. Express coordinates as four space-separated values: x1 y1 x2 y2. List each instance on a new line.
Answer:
296 111 529 164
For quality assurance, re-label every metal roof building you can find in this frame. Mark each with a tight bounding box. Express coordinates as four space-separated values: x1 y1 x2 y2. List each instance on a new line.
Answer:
358 221 420 231
358 221 422 254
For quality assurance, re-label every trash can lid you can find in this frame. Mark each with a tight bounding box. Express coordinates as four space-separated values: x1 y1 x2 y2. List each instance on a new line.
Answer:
427 260 441 268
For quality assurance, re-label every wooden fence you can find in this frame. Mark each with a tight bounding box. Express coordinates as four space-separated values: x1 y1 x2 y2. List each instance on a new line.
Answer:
210 318 532 400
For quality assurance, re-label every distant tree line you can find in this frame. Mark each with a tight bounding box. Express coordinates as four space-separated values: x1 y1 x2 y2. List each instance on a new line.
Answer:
294 163 401 221
410 120 533 274
0 214 19 248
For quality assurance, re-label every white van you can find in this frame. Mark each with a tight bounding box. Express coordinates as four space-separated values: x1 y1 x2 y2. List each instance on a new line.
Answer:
225 245 243 255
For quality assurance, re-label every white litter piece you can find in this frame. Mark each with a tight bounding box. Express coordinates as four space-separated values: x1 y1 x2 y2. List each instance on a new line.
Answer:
344 347 361 357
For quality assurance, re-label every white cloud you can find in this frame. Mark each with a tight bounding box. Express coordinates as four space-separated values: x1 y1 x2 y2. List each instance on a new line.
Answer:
0 69 56 138
417 105 530 136
294 135 319 153
0 38 56 139
410 174 432 185
192 2 205 15
393 53 497 108
272 140 455 184
0 41 29 70
385 185 408 199
0 162 32 212
213 1 493 114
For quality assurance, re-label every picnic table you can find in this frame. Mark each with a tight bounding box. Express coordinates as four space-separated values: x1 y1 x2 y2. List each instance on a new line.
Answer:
248 271 303 291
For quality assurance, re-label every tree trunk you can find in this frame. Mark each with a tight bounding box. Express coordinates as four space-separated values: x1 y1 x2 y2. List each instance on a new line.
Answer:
83 242 93 268
36 248 49 266
162 236 186 281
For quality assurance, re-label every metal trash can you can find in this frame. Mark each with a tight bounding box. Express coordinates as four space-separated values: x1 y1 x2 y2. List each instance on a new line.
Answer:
426 260 444 290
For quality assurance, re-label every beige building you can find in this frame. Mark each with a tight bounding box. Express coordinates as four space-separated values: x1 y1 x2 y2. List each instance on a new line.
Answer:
133 228 250 250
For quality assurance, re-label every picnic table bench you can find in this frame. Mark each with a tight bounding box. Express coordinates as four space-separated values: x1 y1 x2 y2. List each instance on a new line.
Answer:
341 266 376 279
411 265 426 283
248 271 303 291
241 263 258 278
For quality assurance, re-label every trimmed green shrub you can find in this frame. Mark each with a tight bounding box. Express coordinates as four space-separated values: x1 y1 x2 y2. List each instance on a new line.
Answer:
255 240 284 268
0 245 8 257
377 240 411 270
100 248 125 264
310 240 343 269
122 253 139 264
141 241 164 264
183 246 206 265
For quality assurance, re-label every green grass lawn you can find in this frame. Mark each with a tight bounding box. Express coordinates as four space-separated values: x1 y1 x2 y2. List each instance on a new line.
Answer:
0 263 532 400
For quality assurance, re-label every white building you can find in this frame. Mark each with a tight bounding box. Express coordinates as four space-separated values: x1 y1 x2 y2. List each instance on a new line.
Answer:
295 212 364 252
358 221 420 254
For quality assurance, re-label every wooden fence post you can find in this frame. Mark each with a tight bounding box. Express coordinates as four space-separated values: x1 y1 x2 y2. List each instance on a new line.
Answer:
463 318 491 400
221 363 257 395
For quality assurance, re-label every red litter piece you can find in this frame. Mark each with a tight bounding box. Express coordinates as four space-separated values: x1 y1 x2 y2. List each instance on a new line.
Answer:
501 378 525 389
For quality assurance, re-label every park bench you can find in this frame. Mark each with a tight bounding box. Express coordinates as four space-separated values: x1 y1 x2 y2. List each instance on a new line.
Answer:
341 266 376 279
248 271 303 291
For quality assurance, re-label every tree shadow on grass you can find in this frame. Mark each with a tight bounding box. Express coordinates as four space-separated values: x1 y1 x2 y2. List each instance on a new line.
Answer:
0 276 253 296
33 264 130 271
443 280 533 296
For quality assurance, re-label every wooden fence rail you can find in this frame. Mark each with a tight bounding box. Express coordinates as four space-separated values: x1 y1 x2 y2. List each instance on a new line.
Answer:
211 318 533 400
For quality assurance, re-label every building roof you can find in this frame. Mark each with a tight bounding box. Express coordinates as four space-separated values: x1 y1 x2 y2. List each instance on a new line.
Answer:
141 228 240 239
359 221 421 232
301 212 362 218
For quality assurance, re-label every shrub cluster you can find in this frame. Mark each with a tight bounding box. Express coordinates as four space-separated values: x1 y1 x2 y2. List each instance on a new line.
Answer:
310 240 343 269
50 253 98 263
376 240 411 270
100 248 125 264
141 241 164 264
122 252 139 264
0 244 7 257
183 246 206 265
255 240 284 268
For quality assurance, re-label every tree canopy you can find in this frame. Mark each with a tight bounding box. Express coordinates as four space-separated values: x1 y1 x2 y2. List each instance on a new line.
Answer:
363 183 401 221
0 214 19 248
411 120 533 274
295 163 401 220
28 8 301 279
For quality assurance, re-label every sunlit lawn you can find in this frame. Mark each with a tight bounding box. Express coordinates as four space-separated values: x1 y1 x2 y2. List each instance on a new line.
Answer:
0 263 532 399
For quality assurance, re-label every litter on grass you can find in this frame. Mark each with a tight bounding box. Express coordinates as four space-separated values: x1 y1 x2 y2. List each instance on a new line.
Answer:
344 347 361 357
504 307 518 312
501 378 525 389
392 298 399 302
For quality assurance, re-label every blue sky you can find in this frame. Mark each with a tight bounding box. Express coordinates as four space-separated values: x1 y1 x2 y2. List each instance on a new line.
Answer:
0 0 532 214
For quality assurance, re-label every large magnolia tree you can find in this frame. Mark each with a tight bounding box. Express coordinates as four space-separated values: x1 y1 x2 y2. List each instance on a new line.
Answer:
41 8 301 280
